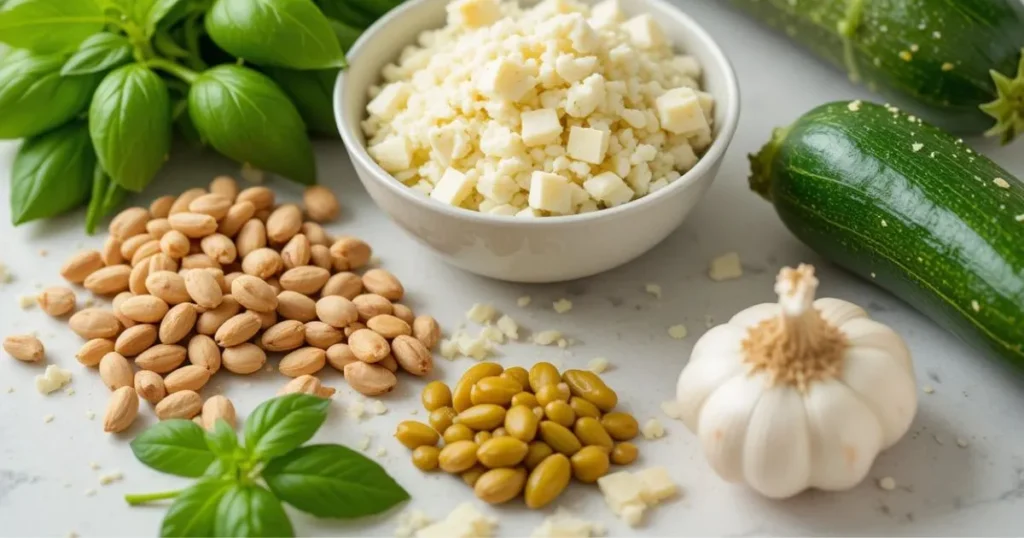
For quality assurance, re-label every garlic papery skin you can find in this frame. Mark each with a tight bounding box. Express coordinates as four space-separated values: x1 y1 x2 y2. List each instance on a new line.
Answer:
676 264 917 499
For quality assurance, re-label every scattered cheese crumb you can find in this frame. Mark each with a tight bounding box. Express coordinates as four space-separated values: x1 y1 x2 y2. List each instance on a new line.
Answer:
659 400 683 420
496 315 519 340
708 252 743 281
587 358 610 374
377 447 388 457
456 332 495 360
241 162 264 183
6 386 14 394
556 338 568 349
368 400 388 415
85 410 95 420
597 467 678 528
98 471 123 485
553 299 573 314
440 338 459 360
416 502 497 538
466 303 498 324
956 436 969 448
265 365 273 373
64 387 75 396
644 283 662 298
534 330 563 346
667 324 688 340
35 365 73 395
395 509 434 538
993 177 1010 189
347 400 366 421
0 262 11 285
641 418 665 440
878 476 897 491
18 295 35 309
971 300 981 312
43 414 55 423
480 326 505 344
517 296 532 307
358 436 372 452
847 100 861 112
84 489 96 497
923 385 935 394
530 508 606 537
89 462 100 470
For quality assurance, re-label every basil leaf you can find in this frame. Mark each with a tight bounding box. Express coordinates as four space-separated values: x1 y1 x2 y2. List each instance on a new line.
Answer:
316 0 373 29
61 33 133 75
84 164 109 234
264 67 339 137
160 478 235 538
214 484 294 538
242 394 328 460
89 63 171 192
10 121 94 225
263 444 409 518
0 52 101 139
206 0 343 70
0 0 106 53
132 0 183 37
188 65 315 184
129 419 216 477
205 419 241 459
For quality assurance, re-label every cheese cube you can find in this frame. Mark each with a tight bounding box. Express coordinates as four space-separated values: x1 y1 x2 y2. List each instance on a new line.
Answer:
479 59 535 102
521 109 562 147
598 471 647 512
696 90 715 123
567 126 609 164
516 207 543 218
487 204 519 216
476 173 518 204
636 467 679 504
584 172 633 206
369 136 412 172
623 14 667 49
528 172 572 214
555 55 598 84
417 502 496 538
620 502 647 527
590 0 625 28
447 0 501 29
430 168 476 206
366 83 410 120
656 87 709 135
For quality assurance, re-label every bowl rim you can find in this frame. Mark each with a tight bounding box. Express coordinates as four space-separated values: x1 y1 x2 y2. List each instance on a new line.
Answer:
334 0 741 227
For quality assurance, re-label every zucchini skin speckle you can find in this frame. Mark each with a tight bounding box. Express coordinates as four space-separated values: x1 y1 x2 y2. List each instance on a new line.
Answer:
751 101 1024 369
729 0 1024 140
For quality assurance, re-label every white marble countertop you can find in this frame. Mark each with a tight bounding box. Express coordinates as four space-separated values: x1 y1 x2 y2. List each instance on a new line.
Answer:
2 1 1024 536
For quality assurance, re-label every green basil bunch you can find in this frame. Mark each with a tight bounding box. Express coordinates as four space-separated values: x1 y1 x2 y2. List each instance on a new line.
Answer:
126 394 410 537
0 0 397 231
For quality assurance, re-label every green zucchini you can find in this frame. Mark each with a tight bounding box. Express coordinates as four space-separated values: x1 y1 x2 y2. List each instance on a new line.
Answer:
729 0 1024 142
750 100 1024 368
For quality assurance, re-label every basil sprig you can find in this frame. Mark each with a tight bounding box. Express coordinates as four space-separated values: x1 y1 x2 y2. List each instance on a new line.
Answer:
126 394 410 538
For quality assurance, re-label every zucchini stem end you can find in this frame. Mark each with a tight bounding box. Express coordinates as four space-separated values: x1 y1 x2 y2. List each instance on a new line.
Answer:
981 48 1024 144
748 125 792 201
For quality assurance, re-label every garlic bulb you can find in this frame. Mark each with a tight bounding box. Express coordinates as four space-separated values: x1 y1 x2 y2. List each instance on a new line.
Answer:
676 264 916 499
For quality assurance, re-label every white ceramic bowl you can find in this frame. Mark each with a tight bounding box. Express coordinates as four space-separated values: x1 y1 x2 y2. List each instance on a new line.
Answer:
335 0 740 283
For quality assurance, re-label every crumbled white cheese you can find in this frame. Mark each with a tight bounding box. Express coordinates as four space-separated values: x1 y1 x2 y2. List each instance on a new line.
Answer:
347 401 366 421
35 365 73 395
641 418 665 440
396 509 434 538
457 332 495 360
89 462 100 470
358 436 372 452
85 410 95 420
534 330 563 346
64 387 75 396
708 252 743 281
496 315 519 340
556 338 568 349
18 295 35 309
660 400 682 420
553 299 573 314
6 387 13 394
440 338 459 360
597 467 678 528
0 262 12 285
98 471 123 485
480 326 505 344
377 447 388 457
667 324 688 340
517 296 532 307
43 414 55 423
416 502 497 538
363 0 714 216
878 476 897 491
644 283 662 298
587 358 609 374
368 400 388 415
994 177 1010 189
467 303 498 324
922 385 935 394
84 489 96 497
531 508 606 537
956 436 969 448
